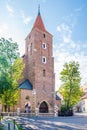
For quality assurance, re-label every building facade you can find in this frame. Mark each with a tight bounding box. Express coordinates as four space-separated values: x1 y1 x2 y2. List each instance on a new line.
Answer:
77 83 87 112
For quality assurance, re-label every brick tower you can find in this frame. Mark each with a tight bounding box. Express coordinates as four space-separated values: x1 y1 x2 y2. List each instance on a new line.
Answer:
23 6 55 113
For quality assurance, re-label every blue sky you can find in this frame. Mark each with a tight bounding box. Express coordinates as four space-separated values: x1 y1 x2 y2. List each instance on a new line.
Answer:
0 0 87 90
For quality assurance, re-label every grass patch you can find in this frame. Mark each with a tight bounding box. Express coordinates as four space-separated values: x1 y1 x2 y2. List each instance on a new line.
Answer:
16 124 23 130
0 125 3 130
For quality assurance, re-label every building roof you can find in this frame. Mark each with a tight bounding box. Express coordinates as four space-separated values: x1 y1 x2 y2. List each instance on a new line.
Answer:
33 5 45 31
19 79 33 90
32 6 52 36
33 14 45 31
56 95 61 100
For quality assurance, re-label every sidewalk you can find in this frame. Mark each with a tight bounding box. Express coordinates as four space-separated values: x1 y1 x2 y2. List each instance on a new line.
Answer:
74 112 87 117
1 117 18 130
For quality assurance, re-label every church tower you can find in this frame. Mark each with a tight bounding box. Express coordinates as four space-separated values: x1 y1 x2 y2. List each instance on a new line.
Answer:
24 6 55 113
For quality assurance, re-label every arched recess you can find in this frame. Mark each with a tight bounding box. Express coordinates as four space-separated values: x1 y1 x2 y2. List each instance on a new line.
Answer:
39 101 48 113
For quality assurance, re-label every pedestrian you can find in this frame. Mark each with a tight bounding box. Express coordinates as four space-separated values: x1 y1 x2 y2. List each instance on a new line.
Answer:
25 101 31 113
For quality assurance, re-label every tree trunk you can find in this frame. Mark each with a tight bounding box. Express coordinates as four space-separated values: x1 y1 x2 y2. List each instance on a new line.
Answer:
4 105 7 112
8 106 10 112
13 105 15 116
2 104 3 112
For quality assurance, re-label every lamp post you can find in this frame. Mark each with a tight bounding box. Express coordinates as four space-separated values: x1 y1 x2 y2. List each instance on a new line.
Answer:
53 92 58 117
32 89 36 113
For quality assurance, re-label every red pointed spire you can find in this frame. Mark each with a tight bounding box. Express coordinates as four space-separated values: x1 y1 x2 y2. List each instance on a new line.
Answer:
33 5 46 31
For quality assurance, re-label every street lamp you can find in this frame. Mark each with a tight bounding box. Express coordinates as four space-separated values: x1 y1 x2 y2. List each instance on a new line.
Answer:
32 89 36 95
32 89 39 116
52 92 58 117
32 89 36 113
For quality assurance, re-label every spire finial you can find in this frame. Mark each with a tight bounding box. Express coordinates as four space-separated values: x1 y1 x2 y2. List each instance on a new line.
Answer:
38 4 40 16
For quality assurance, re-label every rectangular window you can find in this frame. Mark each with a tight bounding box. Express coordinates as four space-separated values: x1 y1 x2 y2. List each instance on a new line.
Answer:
43 69 46 77
42 43 46 49
42 56 46 64
43 34 45 38
30 43 32 55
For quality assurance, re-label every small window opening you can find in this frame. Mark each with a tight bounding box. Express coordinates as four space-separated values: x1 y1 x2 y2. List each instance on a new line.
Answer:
42 43 46 49
42 56 46 64
30 43 32 55
43 69 46 77
43 34 45 38
29 35 31 39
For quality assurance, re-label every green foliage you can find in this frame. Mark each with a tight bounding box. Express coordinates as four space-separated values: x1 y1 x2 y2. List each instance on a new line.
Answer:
16 124 23 130
0 126 3 130
0 38 24 111
59 61 83 110
60 104 67 112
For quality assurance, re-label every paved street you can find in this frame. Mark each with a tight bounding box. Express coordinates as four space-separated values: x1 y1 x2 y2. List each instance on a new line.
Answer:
13 113 87 130
1 113 87 130
2 118 18 130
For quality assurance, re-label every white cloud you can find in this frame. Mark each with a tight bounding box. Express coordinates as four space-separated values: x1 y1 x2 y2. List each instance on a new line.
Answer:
0 23 25 56
74 7 83 13
70 41 76 48
6 4 14 16
62 6 82 28
23 17 32 25
57 23 72 44
83 43 87 48
63 36 71 43
0 23 9 37
21 11 32 25
57 23 72 34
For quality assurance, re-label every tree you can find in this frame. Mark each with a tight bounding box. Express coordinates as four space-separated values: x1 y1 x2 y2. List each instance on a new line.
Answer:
59 61 82 110
0 38 24 111
1 88 20 112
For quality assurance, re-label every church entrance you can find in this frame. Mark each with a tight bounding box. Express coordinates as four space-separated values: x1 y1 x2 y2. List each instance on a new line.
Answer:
39 101 48 113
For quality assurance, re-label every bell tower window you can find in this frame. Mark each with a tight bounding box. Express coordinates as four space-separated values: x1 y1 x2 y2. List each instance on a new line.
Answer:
42 43 46 49
28 43 32 56
43 69 46 77
42 56 46 64
43 34 45 38
30 43 32 55
28 45 30 52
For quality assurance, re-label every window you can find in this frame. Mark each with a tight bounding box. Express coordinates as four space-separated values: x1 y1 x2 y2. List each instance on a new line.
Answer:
29 35 31 39
28 45 30 52
43 82 46 92
43 69 46 77
42 43 46 49
42 56 46 64
30 43 32 55
28 43 32 56
43 34 45 38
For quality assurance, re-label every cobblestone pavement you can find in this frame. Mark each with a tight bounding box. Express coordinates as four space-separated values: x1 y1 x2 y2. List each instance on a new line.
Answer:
14 113 87 130
2 117 18 130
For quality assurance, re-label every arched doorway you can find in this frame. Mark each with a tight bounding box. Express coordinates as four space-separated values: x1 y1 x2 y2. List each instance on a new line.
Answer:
39 101 48 113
